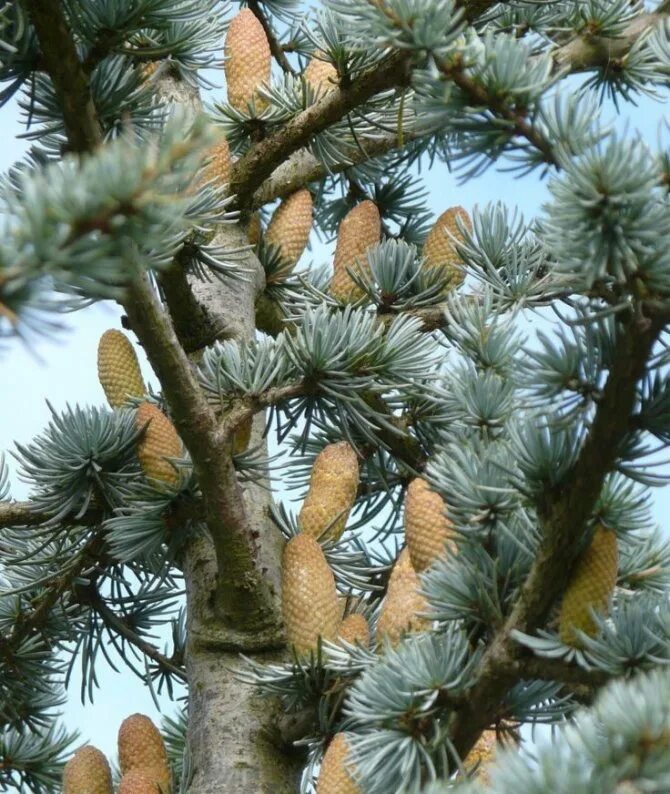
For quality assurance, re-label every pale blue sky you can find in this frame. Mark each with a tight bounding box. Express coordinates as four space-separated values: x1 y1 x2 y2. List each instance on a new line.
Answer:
2 66 670 762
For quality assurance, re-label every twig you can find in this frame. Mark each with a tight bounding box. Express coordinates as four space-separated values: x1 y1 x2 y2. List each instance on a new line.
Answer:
247 0 296 76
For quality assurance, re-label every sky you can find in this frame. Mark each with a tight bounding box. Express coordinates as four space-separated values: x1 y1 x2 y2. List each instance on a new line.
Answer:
2 40 670 766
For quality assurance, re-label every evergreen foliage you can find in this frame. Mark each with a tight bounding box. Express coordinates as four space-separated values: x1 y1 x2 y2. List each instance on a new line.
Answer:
3 0 670 792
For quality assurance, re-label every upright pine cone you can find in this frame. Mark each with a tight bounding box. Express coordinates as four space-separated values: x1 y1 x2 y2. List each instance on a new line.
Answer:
337 613 370 646
265 189 313 274
304 53 338 95
97 329 146 409
224 9 271 112
422 206 472 292
317 733 361 794
559 526 618 647
200 137 231 189
377 548 430 647
135 403 182 486
119 769 163 794
118 714 171 792
404 478 454 572
465 730 497 785
298 441 359 543
330 201 381 303
282 533 340 654
63 746 113 794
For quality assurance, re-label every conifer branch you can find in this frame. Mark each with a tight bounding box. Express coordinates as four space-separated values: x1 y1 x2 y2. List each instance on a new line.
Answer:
230 50 411 208
448 310 664 760
514 656 610 690
76 585 187 681
123 276 281 640
20 0 102 151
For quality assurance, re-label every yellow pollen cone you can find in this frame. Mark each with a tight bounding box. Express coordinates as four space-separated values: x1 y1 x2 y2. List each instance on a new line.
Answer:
330 201 381 303
282 533 340 655
135 403 183 486
558 526 618 647
377 548 430 647
317 733 361 794
118 714 171 792
422 206 472 292
304 53 338 95
97 329 146 409
63 745 113 794
200 137 231 190
337 613 370 646
298 441 359 543
404 478 455 572
265 189 313 274
224 9 271 112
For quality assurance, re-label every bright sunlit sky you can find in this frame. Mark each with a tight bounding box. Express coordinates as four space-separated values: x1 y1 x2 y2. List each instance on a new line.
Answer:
2 52 670 763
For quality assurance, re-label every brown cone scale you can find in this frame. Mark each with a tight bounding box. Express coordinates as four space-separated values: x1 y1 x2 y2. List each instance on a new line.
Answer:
330 201 381 303
118 715 170 792
135 403 182 486
558 526 618 647
265 189 313 275
224 9 271 112
63 745 113 794
337 613 370 646
97 329 146 409
304 54 338 95
298 441 359 543
377 548 430 647
404 478 454 572
317 733 361 794
282 533 340 655
422 206 471 292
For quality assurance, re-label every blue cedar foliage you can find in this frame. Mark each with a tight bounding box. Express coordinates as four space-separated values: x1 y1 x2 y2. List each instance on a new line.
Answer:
4 0 670 792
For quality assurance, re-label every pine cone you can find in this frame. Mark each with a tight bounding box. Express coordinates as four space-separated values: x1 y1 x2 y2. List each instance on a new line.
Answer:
247 212 263 248
63 745 113 794
224 9 271 112
97 329 146 409
377 548 430 647
200 137 231 190
118 715 171 792
559 526 618 647
330 201 381 303
135 403 182 486
298 441 359 543
282 533 340 654
317 733 361 794
422 206 471 292
265 189 313 274
304 54 338 95
337 613 370 646
118 769 164 794
465 730 497 785
404 478 454 572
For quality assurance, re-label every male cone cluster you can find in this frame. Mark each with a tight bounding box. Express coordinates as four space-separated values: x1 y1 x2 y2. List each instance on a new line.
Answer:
559 525 619 647
404 477 454 572
281 533 340 654
377 548 430 647
97 329 146 409
224 9 271 111
422 206 472 291
304 53 338 95
63 745 113 794
317 733 361 794
330 200 381 303
63 714 170 794
135 402 182 486
265 189 314 276
298 441 359 542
